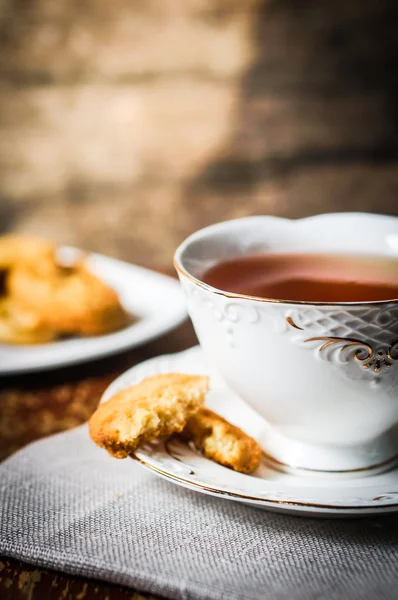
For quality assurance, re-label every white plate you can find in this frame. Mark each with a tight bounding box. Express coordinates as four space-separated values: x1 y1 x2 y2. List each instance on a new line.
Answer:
0 248 187 374
103 346 398 517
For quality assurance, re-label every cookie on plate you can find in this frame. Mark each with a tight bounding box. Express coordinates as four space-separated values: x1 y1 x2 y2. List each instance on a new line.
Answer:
0 298 57 345
181 408 262 474
8 261 127 336
0 234 55 270
89 373 209 458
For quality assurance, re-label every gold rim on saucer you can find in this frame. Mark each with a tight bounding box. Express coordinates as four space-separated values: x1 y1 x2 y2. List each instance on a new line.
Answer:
132 453 398 513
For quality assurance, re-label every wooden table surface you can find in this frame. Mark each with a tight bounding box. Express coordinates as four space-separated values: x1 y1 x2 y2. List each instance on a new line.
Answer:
0 294 197 600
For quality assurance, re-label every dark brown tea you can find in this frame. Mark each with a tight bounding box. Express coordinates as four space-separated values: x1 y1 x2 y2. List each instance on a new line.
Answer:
202 253 398 303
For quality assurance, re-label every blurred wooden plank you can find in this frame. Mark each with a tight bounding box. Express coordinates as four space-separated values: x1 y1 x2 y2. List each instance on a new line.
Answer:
1 0 397 267
0 558 159 600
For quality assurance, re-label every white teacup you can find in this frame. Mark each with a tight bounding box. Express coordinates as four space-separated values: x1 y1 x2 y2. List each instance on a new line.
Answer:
174 213 398 474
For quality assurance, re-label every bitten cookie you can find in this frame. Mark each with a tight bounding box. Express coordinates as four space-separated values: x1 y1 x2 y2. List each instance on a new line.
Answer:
89 373 209 458
181 408 262 474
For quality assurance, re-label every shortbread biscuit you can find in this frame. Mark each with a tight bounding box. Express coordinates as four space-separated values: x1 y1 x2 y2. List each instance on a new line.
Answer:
0 298 56 344
0 234 55 270
89 373 209 458
8 261 127 336
181 408 262 474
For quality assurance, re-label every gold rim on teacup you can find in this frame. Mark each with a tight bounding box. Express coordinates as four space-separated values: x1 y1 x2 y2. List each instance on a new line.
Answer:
173 258 398 307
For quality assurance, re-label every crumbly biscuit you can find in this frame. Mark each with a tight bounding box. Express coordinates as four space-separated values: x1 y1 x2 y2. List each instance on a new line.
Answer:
89 373 210 458
7 261 127 336
0 234 55 270
181 408 262 474
0 298 57 345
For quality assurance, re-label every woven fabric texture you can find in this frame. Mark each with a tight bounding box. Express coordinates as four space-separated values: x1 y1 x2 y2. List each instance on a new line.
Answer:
1 425 397 600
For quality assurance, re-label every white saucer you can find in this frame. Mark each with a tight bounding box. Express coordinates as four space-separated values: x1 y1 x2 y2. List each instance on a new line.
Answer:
0 248 187 374
103 346 398 517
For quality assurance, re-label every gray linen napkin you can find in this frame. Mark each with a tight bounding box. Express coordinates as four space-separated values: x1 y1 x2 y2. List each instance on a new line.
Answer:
0 425 397 600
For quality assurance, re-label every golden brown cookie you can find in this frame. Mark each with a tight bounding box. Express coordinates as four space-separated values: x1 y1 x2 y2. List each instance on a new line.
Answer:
0 234 55 270
7 261 127 336
0 298 57 345
181 408 262 474
89 373 210 458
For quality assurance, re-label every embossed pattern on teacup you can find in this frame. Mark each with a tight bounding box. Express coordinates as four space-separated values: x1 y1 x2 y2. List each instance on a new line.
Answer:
285 305 398 374
182 278 398 373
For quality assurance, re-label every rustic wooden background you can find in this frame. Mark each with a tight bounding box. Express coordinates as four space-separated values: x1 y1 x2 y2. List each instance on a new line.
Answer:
0 0 397 269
